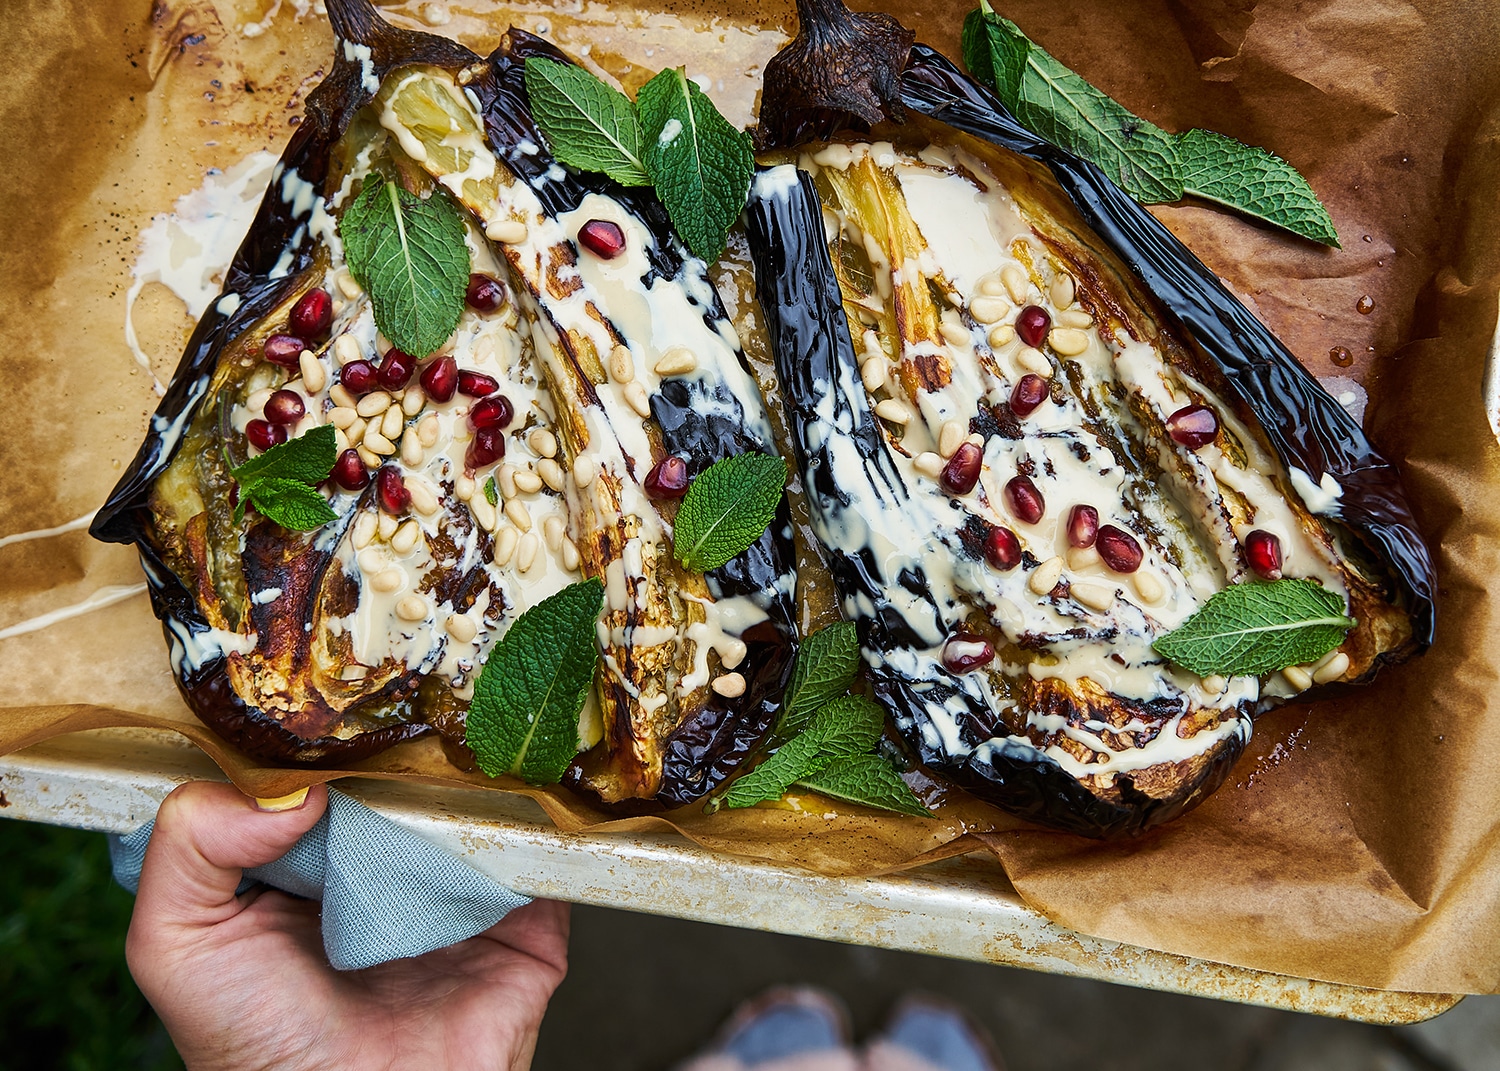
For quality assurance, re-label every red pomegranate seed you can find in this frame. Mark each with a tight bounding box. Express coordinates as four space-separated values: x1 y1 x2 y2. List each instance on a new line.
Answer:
288 288 332 340
940 442 983 495
332 448 369 490
1011 374 1048 417
1167 404 1219 450
465 273 506 312
468 396 514 430
578 219 626 259
1096 524 1143 573
984 526 1022 571
1016 305 1051 349
377 348 417 391
376 467 410 514
644 456 690 499
340 360 378 395
1067 504 1099 548
419 355 458 403
1004 475 1045 525
466 427 505 470
1245 529 1283 580
458 370 500 398
245 419 286 452
263 389 305 426
263 334 305 368
942 632 995 674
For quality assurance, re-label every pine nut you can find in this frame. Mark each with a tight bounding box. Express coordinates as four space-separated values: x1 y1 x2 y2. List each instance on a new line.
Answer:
1049 328 1090 357
562 539 581 572
454 474 475 502
363 431 396 455
445 613 477 642
335 271 362 299
1070 579 1116 612
711 672 746 698
1067 545 1100 571
542 514 566 551
1313 651 1350 684
860 357 888 392
978 273 1008 298
654 347 698 377
1001 264 1030 304
1059 309 1094 329
529 429 558 458
407 480 439 517
1132 570 1165 605
357 548 387 575
939 322 971 347
329 406 358 429
329 384 358 409
1283 665 1313 692
720 638 748 670
938 420 965 458
513 468 543 494
1050 273 1076 309
497 464 518 499
380 404 403 440
485 218 529 244
573 455 597 488
1029 556 1064 595
391 520 421 555
862 329 884 362
357 445 382 469
299 350 327 393
1202 674 1227 693
1017 347 1053 377
401 386 425 416
494 526 518 566
471 495 497 532
970 296 1009 324
624 381 651 417
537 458 566 491
417 413 440 447
609 344 635 384
345 416 368 446
401 433 424 467
988 324 1016 349
352 512 377 550
913 452 945 478
517 531 539 572
356 391 391 418
372 568 404 594
504 499 532 531
377 513 399 540
335 428 350 452
333 334 363 365
874 399 911 424
395 595 428 622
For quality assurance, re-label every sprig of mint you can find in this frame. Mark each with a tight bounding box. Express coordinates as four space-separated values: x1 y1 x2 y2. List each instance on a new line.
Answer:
672 453 785 572
795 755 931 819
961 3 1339 246
229 424 338 530
1153 578 1355 677
780 621 861 737
523 57 755 262
339 178 470 356
466 578 605 784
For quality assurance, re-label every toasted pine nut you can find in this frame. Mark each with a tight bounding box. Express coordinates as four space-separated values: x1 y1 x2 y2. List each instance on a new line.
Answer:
1313 651 1350 684
494 526 518 566
874 399 911 424
711 672 746 698
573 455 597 488
517 531 539 572
720 638 748 669
860 357 888 392
1029 556 1064 595
395 595 428 622
299 350 327 393
1048 328 1090 357
417 413 440 447
987 324 1016 349
529 429 558 458
377 513 398 540
333 334 362 365
357 548 386 575
329 384 358 409
352 512 377 550
1132 570 1165 605
391 520 421 555
357 445 382 469
1050 273 1076 309
609 344 635 384
938 420 965 458
1202 674 1228 693
485 218 528 244
401 433 424 467
939 322 971 347
654 347 698 377
1283 665 1313 692
537 458 566 491
504 499 532 531
624 381 651 418
470 495 497 532
970 296 1009 325
498 464 518 499
913 452 945 478
1001 264 1030 304
335 271 362 299
407 480 439 517
542 515 566 551
1070 579 1116 612
1067 545 1100 571
356 391 392 418
513 468 543 494
363 431 396 456
454 474 475 502
401 387 425 416
1017 347 1053 377
329 406 358 429
380 404 403 440
345 416 368 446
372 568 405 594
562 539 581 572
445 613 477 642
1059 309 1094 329
335 428 350 452
978 273 1009 297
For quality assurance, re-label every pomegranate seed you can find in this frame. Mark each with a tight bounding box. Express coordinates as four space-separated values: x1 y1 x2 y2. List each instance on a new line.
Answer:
458 370 500 398
263 389 305 426
1004 475 1045 525
376 467 410 514
644 456 690 499
1011 373 1048 417
940 442 983 495
984 526 1022 571
465 273 506 312
1167 404 1219 450
377 348 417 391
1067 504 1099 548
245 419 286 452
288 288 332 340
419 355 458 403
468 396 514 430
1016 305 1051 348
466 427 505 469
1245 529 1283 580
263 334 305 368
942 632 995 674
340 360 378 395
1096 524 1143 573
578 218 626 259
332 448 369 490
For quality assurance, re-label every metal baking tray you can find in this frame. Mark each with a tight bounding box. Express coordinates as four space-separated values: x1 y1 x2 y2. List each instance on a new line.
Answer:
0 728 1461 1024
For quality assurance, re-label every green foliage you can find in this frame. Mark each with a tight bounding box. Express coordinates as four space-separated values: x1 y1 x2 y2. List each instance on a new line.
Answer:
524 58 651 186
672 453 785 572
229 424 338 530
780 621 861 737
1153 578 1355 677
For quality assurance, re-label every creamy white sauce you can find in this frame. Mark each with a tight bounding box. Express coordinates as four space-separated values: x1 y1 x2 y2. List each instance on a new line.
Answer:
0 584 148 642
0 510 98 552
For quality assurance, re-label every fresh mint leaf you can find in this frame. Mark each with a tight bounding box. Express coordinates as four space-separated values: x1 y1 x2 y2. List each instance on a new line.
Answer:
524 58 651 187
1153 578 1355 677
795 755 930 818
806 694 886 759
466 578 604 784
339 179 469 357
673 452 785 572
780 621 862 736
230 424 338 530
484 475 498 507
1177 129 1339 247
964 4 1183 203
638 67 755 262
723 694 886 809
721 728 827 809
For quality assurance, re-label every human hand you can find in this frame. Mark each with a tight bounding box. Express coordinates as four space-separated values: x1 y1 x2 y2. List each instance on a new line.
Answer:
125 781 569 1071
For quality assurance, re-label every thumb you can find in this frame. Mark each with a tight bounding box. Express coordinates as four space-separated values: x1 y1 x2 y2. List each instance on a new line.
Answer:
134 780 329 926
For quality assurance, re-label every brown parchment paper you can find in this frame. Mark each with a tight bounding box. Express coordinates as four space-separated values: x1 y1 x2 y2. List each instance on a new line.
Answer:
3 0 1499 994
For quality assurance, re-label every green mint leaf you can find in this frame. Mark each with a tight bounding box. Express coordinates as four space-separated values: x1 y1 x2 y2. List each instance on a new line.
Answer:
673 453 785 572
338 179 469 357
780 621 862 736
805 694 886 760
484 475 499 507
524 57 652 187
466 578 604 784
245 478 339 531
966 6 1183 203
1153 578 1355 677
1177 128 1339 247
638 67 755 262
230 423 337 486
722 728 829 809
795 755 930 818
723 694 886 810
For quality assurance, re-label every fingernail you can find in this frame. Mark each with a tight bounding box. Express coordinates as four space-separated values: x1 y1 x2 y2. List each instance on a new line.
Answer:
253 787 311 812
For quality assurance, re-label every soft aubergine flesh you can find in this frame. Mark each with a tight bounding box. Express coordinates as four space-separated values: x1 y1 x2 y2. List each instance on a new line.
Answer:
92 0 799 802
744 2 1433 838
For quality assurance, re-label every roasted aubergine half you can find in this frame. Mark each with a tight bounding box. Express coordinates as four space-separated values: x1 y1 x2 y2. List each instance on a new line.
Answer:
743 0 1435 837
92 0 798 804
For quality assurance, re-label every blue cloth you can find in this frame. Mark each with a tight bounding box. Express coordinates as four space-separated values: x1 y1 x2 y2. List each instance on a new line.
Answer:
108 788 530 971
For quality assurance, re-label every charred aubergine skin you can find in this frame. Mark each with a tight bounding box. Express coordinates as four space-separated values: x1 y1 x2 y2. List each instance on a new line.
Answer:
746 9 1435 838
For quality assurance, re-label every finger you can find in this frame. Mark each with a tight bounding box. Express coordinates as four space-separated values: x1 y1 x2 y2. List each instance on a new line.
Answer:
134 781 328 928
480 899 571 977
